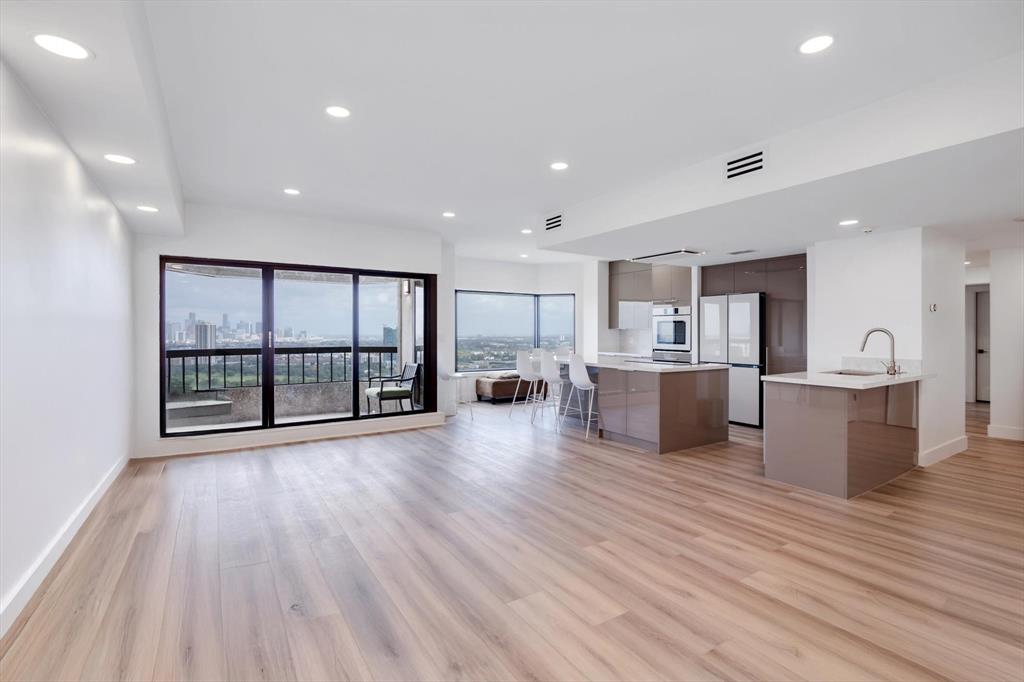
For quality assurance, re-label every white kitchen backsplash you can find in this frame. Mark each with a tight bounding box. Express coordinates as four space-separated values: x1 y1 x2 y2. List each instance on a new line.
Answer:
841 356 923 374
620 329 653 356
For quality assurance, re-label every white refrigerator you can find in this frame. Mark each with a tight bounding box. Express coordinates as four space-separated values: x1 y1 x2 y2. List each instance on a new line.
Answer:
699 293 766 427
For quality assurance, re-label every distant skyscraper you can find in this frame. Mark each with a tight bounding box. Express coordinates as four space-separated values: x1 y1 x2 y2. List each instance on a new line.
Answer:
383 325 398 346
222 313 229 330
195 323 217 349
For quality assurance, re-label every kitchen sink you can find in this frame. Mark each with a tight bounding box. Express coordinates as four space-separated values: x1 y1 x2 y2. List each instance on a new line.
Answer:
823 369 884 376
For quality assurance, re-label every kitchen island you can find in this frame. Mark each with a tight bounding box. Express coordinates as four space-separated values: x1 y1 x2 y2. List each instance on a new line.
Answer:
561 357 730 454
762 370 928 498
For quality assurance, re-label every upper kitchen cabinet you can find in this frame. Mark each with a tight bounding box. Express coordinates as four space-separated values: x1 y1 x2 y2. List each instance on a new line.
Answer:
733 260 766 293
652 265 692 305
610 261 690 329
701 263 734 296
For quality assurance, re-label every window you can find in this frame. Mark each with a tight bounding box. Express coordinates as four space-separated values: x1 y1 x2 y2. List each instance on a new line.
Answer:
161 256 436 437
455 290 575 371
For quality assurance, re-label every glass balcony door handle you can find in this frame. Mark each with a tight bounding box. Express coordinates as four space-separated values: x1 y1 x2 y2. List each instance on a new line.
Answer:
267 331 274 348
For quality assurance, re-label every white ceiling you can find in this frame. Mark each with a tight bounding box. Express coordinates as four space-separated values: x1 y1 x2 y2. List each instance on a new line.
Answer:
547 129 1024 266
1 0 1022 261
0 1 183 234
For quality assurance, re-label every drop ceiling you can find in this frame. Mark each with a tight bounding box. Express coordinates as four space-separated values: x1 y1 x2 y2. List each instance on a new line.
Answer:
1 0 1022 260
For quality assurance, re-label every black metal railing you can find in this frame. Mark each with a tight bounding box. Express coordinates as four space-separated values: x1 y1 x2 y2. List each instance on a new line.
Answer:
165 345 401 395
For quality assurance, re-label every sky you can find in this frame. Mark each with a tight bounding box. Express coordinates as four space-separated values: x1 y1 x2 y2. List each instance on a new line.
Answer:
165 269 575 340
456 292 574 337
165 269 404 340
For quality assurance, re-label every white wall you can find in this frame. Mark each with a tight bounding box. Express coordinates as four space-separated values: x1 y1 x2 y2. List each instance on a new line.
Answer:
132 203 448 458
808 228 924 372
965 284 989 403
0 61 134 636
919 229 967 464
988 248 1024 440
454 256 587 355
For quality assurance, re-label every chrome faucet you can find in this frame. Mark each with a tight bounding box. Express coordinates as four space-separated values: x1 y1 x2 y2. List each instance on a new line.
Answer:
860 327 900 375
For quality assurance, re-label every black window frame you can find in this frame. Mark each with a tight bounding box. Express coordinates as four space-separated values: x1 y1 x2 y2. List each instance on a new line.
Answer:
159 254 437 438
454 289 576 373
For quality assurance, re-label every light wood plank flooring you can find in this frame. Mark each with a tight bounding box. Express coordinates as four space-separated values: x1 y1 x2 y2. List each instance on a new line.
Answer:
2 402 1022 681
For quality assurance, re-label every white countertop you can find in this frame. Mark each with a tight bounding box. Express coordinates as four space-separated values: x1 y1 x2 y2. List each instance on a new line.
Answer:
561 356 729 373
762 370 930 389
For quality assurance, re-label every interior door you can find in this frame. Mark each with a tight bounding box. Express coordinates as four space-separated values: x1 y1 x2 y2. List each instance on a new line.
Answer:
699 296 728 363
976 290 990 402
727 293 761 365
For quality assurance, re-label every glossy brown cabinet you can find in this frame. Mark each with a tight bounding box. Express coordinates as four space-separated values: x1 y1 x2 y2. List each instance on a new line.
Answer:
651 265 692 305
625 371 660 441
701 263 734 296
733 260 765 292
598 367 729 453
701 253 807 374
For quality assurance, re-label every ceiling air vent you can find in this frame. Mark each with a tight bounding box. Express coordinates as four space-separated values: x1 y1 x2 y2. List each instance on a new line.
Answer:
544 214 562 231
631 248 702 262
725 150 765 180
727 249 757 256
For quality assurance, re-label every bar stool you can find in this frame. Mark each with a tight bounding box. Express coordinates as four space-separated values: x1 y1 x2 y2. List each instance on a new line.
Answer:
532 351 566 429
509 349 543 417
561 353 599 439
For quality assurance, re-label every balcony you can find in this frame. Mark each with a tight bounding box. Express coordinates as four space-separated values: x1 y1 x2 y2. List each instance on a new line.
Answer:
164 345 424 433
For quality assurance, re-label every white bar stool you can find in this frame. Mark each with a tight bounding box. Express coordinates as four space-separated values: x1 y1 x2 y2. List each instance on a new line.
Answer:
509 349 543 417
561 353 599 439
532 351 566 429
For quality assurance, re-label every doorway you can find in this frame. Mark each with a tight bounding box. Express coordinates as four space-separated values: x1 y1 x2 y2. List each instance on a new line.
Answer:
976 290 990 402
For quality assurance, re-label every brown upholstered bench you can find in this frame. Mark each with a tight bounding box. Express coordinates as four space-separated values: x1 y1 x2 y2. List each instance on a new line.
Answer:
476 372 549 403
475 372 521 403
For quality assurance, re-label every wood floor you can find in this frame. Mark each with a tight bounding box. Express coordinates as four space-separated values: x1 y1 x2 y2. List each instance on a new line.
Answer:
2 402 1022 681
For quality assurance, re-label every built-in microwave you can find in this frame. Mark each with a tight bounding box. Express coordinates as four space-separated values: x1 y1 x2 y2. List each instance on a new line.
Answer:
652 306 691 353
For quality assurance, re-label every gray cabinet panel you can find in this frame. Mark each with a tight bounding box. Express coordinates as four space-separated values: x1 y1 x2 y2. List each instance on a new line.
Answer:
598 368 628 434
651 265 673 303
608 273 621 328
733 261 765 293
671 266 692 305
626 372 660 442
701 264 734 296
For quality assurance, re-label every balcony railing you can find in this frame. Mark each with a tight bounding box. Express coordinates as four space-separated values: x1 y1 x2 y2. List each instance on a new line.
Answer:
164 345 402 395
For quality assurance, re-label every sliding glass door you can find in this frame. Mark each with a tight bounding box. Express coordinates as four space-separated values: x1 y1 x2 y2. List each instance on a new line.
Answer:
273 270 354 424
160 257 435 437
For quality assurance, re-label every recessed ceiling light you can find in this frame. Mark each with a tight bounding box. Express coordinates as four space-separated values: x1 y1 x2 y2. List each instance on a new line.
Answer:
136 205 159 213
325 105 351 118
964 261 972 265
838 219 859 226
521 228 533 234
33 34 90 59
520 254 529 258
799 35 834 55
103 153 135 165
442 211 455 218
550 161 569 171
283 188 301 195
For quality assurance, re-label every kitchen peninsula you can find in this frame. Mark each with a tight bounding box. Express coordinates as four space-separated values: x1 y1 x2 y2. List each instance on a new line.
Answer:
563 357 730 454
762 369 929 498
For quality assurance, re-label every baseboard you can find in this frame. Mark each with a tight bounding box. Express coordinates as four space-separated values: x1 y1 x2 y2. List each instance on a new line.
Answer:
987 424 1024 441
0 454 128 641
138 411 446 459
918 435 968 466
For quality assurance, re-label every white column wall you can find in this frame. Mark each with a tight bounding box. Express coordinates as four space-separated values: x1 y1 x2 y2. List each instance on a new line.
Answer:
988 247 1024 440
919 229 967 464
